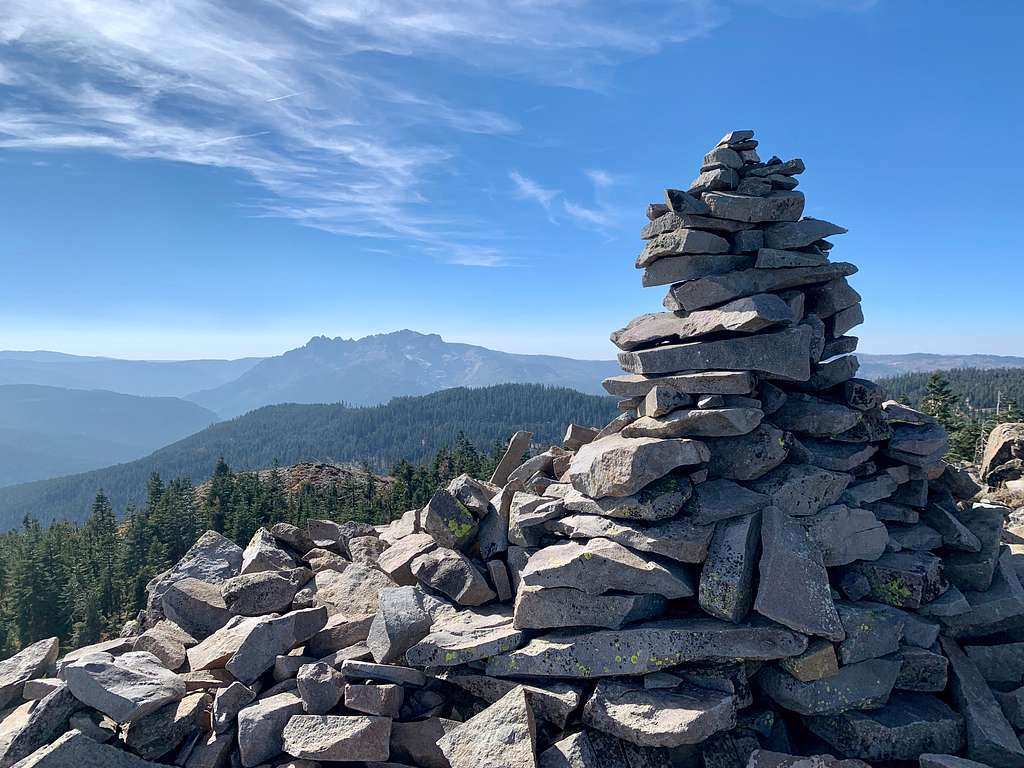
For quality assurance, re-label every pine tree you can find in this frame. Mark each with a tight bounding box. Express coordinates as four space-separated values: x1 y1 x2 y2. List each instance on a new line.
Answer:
920 372 960 432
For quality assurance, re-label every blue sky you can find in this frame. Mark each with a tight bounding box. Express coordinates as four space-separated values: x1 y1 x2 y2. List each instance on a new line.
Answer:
0 0 1021 361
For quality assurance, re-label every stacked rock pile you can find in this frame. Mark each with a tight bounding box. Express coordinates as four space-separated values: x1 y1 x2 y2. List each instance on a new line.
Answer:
2 131 1024 768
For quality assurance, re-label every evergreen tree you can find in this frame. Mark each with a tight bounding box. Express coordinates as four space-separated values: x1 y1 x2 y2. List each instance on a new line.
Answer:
920 372 960 432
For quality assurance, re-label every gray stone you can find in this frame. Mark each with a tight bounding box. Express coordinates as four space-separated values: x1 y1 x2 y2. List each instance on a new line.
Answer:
745 751 870 768
844 551 946 609
485 618 807 678
515 585 666 630
763 219 847 250
313 562 398 618
804 277 861 318
941 637 1024 768
405 606 524 667
132 624 189 672
623 408 763 440
213 681 255 734
757 657 899 715
547 514 714 563
699 513 761 623
704 424 790 482
342 659 426 687
685 479 767 524
944 503 1007 592
0 638 58 709
389 717 459 768
790 438 877 472
703 146 745 169
807 693 964 761
270 521 316 555
282 714 391 762
602 371 755 398
639 386 694 418
748 465 851 517
226 608 328 684
295 662 343 715
20 679 61 702
438 687 536 768
636 229 730 268
376 533 436 586
162 577 233 640
568 434 708 499
122 691 206 760
564 423 599 451
539 731 600 768
895 646 948 692
664 188 710 215
940 549 1024 639
919 583 972 618
349 535 388 564
302 547 349 574
832 303 864 337
583 680 735 747
146 531 243 617
440 672 581 728
305 613 374 656
411 547 495 606
754 248 827 268
702 191 804 223
66 710 115 744
0 683 79 768
835 603 904 664
889 522 943 550
366 586 436 664
641 254 755 288
237 691 305 766
689 168 739 194
562 478 690 523
995 686 1024 730
7 730 167 768
920 755 995 768
801 505 888 566
642 211 754 239
60 650 185 723
619 327 812 381
964 642 1024 687
448 472 500 516
490 431 534 486
754 506 844 641
663 263 855 313
868 500 920 523
420 489 478 550
777 638 839 682
222 569 306 616
922 498 981 552
613 296 792 350
770 394 863 436
240 527 297 575
520 538 693 598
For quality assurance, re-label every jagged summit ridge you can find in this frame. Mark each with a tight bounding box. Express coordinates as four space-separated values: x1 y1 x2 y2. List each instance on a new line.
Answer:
1 130 1020 768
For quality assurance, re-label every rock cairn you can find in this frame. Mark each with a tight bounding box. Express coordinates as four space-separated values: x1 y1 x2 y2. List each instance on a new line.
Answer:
2 131 1024 768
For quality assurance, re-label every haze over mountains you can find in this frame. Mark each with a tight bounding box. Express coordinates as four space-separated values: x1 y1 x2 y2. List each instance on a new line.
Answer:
1 329 1022 494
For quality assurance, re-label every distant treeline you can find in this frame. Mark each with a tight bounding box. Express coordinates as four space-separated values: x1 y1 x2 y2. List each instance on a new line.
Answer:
0 435 503 658
877 367 1024 411
0 384 617 530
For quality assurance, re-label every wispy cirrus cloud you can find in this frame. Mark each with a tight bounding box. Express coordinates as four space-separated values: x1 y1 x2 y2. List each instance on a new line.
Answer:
0 0 725 264
509 171 559 210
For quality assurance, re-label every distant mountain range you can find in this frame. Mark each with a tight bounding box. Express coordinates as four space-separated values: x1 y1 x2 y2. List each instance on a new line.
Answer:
0 384 618 530
184 331 618 417
857 353 1024 380
0 385 218 487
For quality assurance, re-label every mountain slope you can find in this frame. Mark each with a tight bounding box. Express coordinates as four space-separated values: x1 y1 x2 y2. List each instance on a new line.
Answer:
858 353 1024 380
0 351 262 398
186 331 620 417
0 385 219 487
0 383 618 530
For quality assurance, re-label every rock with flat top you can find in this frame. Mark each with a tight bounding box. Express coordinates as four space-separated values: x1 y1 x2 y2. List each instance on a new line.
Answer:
763 219 847 249
438 687 537 768
146 531 243 616
636 229 730 268
642 254 755 287
515 586 666 630
623 408 763 440
240 527 296 575
685 479 767 524
702 191 805 223
282 714 391 762
162 577 233 640
411 547 495 606
376 533 436 585
60 650 185 723
122 691 206 760
546 514 714 563
703 423 790 481
748 464 850 517
236 691 305 767
0 637 58 709
778 638 839 682
770 394 863 436
225 607 327 684
314 563 398 618
366 585 437 664
664 263 855 313
212 681 254 733
7 730 167 768
561 478 690 522
405 607 524 667
757 658 899 715
296 661 344 715
221 568 306 616
603 372 755 399
568 434 708 499
801 505 888 566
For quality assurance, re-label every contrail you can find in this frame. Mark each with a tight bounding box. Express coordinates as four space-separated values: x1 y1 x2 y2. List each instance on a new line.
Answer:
266 92 304 102
195 131 271 147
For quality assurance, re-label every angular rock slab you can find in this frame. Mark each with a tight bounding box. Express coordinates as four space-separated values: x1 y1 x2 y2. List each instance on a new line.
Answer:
703 423 790 482
7 730 167 768
747 750 870 768
754 506 844 641
748 464 851 517
514 585 666 630
411 547 495 606
146 530 242 615
568 434 709 499
314 562 398 618
59 650 186 723
942 636 1024 768
618 327 812 381
801 505 888 567
561 480 689 523
440 671 581 728
603 371 755 399
547 514 714 563
421 489 478 550
582 680 736 747
699 513 761 623
622 408 763 440
520 538 693 599
756 657 900 715
281 714 391 762
437 686 537 768
806 693 964 762
843 551 946 610
236 691 304 767
486 619 807 679
702 191 805 223
0 637 58 709
406 606 525 667
664 263 856 313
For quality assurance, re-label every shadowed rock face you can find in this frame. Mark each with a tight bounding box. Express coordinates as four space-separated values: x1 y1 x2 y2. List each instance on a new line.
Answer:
1 129 1013 768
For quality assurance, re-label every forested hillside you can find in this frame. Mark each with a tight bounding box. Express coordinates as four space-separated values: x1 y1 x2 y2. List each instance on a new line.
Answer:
0 384 617 529
877 367 1024 410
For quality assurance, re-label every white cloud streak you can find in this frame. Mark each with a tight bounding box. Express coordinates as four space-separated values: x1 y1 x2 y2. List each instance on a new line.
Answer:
509 170 559 210
0 0 724 263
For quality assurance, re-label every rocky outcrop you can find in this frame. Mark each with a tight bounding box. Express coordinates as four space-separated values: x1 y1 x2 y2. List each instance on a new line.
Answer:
2 129 1021 768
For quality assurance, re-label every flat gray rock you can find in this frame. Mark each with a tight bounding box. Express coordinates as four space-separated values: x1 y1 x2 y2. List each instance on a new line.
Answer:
801 505 888 566
146 531 242 616
754 248 827 268
748 464 851 517
240 527 296 575
685 479 767 525
763 219 847 249
411 547 495 606
756 657 899 715
612 295 793 351
790 438 877 472
7 730 167 768
835 603 904 664
420 489 478 550
843 551 946 609
236 691 304 767
485 618 807 679
539 731 600 768
702 191 805 223
282 714 391 762
122 690 206 760
490 431 534 486
0 683 79 768
546 514 714 563
314 563 398 618
0 638 58 709
622 408 763 439
664 188 710 215
641 254 754 287
520 538 693 599
221 569 306 616
376 533 436 585
60 650 185 723
640 386 694 418
514 585 666 630
162 577 233 640
699 512 761 623
940 549 1024 639
583 680 735 747
703 423 790 482
212 681 254 734
602 372 755 398
770 393 863 436
806 693 963 762
895 646 948 692
296 661 344 715
636 229 730 268
940 637 1024 768
568 434 708 499
225 607 327 684
778 638 839 682
561 479 690 522
405 607 524 667
754 506 844 641
437 687 537 768
366 585 436 664
439 672 581 728
663 263 855 312
619 327 812 381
